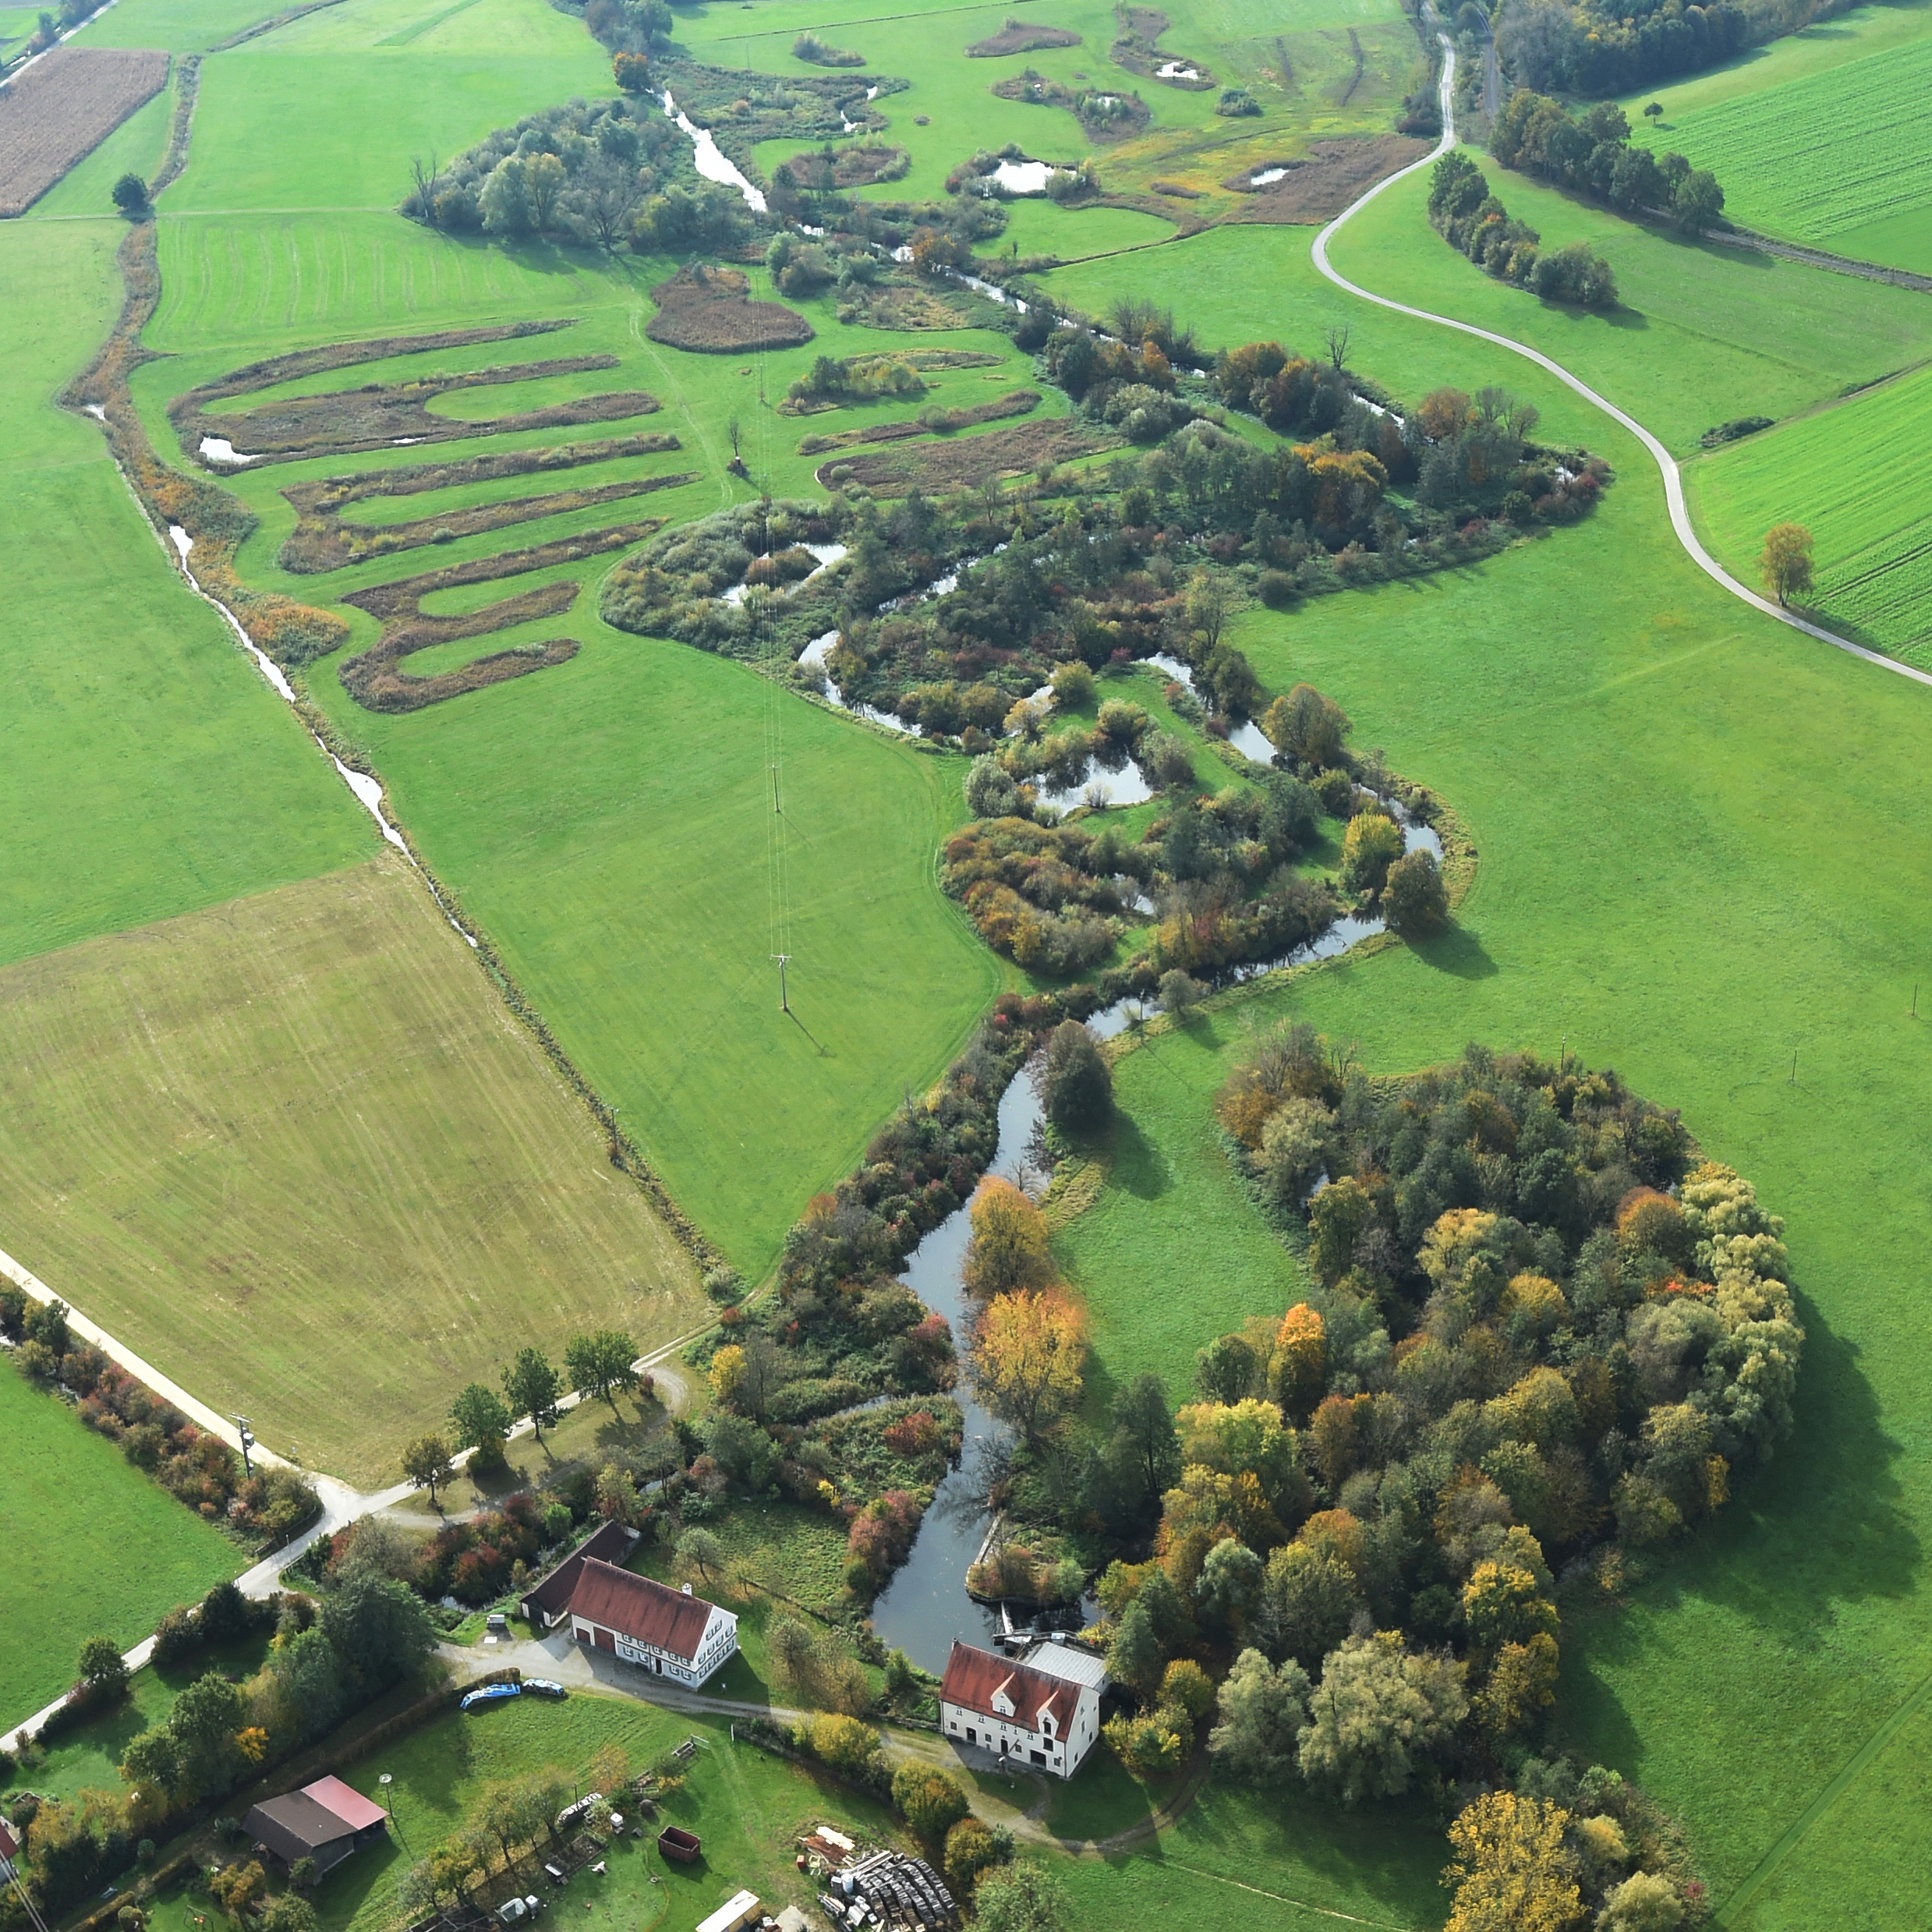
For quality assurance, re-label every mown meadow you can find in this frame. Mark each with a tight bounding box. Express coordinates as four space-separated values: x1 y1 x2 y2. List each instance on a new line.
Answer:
0 1368 242 1722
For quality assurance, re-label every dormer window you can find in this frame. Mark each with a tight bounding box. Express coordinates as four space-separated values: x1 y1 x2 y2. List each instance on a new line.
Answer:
1039 1710 1056 1737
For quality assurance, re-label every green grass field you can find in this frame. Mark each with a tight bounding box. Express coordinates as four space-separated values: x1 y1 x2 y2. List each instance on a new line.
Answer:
1686 362 1932 664
1043 157 1932 453
259 1697 894 1932
1623 0 1932 273
0 854 706 1487
11 0 1932 1921
0 1368 243 1724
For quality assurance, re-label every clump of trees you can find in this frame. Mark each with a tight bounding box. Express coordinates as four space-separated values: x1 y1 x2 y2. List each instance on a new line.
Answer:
1428 152 1619 308
6 1573 435 1924
1494 0 1748 98
1491 88 1725 232
399 94 753 254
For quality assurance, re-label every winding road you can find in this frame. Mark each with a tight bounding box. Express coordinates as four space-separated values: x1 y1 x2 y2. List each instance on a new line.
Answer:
1311 27 1932 693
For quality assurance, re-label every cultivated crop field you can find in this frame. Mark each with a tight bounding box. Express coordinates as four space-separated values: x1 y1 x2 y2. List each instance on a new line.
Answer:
1626 5 1932 273
0 854 706 1484
0 1367 242 1723
0 46 168 214
1688 364 1932 663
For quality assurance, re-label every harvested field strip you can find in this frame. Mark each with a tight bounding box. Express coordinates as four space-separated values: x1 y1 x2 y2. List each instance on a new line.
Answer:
0 47 168 218
178 355 656 465
0 855 704 1488
175 320 574 405
1225 134 1431 223
967 20 1081 56
645 265 814 353
797 387 1040 454
281 468 695 573
814 415 1108 493
337 520 663 712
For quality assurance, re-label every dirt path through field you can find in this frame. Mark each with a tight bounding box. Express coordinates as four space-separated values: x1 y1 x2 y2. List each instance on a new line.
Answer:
1310 16 1932 694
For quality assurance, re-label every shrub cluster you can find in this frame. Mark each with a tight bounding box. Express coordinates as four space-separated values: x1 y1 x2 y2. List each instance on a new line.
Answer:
989 71 1150 140
1428 152 1619 308
1491 89 1726 232
1 1290 318 1548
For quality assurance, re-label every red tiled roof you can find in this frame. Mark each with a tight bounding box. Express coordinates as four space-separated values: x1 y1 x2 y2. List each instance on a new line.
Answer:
939 1642 1076 1735
568 1559 717 1661
523 1520 635 1620
303 1776 388 1834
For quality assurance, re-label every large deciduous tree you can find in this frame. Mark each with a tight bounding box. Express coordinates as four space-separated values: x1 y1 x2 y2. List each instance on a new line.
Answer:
1759 522 1813 607
971 1290 1087 1442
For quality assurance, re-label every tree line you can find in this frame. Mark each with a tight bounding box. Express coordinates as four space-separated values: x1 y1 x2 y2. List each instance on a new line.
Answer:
1492 89 1725 232
400 1329 645 1505
1429 152 1620 308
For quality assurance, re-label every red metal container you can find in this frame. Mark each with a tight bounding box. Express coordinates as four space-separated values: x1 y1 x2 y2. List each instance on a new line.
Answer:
656 1827 702 1866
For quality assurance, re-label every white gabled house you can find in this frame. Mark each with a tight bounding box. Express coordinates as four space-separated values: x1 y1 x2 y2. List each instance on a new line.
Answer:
565 1557 738 1687
938 1639 1107 1778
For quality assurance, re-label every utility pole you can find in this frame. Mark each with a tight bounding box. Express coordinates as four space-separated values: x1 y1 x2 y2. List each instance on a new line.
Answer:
770 763 780 814
231 1414 255 1479
2 1824 53 1932
772 954 791 1014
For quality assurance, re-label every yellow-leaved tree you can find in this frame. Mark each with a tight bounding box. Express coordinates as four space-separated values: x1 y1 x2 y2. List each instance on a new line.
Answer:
961 1176 1056 1298
1444 1792 1583 1931
971 1290 1087 1442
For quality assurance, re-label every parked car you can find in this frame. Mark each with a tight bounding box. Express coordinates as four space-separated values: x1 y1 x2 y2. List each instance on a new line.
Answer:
523 1679 567 1700
555 1793 603 1834
461 1683 522 1713
495 1898 540 1926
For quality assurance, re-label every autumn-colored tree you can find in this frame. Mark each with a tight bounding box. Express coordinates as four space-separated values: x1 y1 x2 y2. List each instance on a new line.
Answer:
1758 522 1813 607
963 1177 1056 1297
1341 810 1403 895
1415 385 1473 443
709 1343 746 1404
1442 1792 1584 1932
1273 1302 1327 1415
1160 1658 1215 1723
1309 1392 1364 1489
1462 1560 1560 1652
1473 1631 1560 1738
401 1434 453 1508
972 1290 1087 1441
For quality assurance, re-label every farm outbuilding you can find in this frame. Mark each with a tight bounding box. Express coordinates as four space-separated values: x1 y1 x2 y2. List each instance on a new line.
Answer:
243 1775 390 1874
518 1520 639 1629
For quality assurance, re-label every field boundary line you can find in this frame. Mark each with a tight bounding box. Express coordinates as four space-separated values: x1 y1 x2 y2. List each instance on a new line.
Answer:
1711 1662 1932 1923
1309 20 1932 695
1159 1863 1414 1929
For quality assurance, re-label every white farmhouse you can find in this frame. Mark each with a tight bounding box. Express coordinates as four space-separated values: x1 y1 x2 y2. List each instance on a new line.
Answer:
565 1558 738 1687
938 1639 1107 1778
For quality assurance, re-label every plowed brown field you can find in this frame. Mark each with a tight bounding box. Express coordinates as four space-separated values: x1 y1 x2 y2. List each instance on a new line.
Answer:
0 46 167 216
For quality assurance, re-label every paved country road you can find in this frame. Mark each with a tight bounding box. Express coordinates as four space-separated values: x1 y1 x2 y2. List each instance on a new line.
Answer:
1311 19 1932 695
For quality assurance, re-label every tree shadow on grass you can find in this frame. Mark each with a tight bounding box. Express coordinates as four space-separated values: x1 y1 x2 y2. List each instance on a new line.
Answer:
1104 1108 1171 1202
1411 920 1497 978
1561 1280 1920 1755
